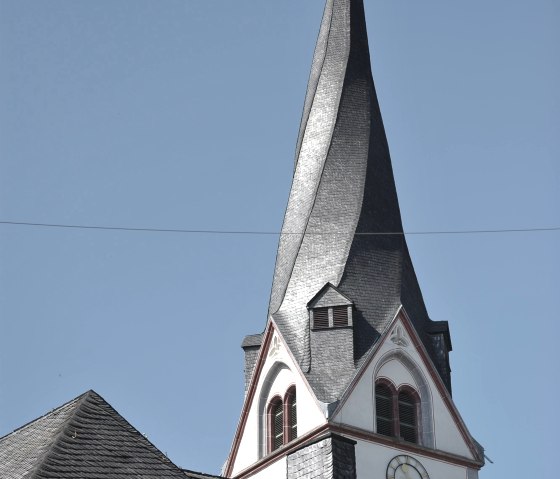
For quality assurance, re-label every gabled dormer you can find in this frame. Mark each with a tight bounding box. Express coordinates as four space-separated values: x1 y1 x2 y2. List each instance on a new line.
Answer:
307 284 355 392
307 283 354 330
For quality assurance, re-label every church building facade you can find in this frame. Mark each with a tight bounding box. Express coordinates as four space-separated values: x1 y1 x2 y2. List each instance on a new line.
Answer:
0 1 484 478
223 0 484 478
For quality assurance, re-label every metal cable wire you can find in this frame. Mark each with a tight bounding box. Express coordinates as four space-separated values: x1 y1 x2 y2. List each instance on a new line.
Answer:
1 220 559 236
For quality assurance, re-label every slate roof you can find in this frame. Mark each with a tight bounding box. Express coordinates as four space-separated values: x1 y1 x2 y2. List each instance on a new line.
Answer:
0 390 219 479
183 470 222 479
266 0 452 402
240 333 263 349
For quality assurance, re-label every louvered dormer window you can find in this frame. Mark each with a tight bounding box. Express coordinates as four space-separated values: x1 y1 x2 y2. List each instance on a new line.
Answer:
333 306 349 327
310 305 351 329
312 308 329 329
307 283 353 330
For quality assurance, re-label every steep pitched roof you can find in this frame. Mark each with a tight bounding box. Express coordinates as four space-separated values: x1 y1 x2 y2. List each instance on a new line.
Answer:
183 471 222 479
267 0 451 402
0 390 203 479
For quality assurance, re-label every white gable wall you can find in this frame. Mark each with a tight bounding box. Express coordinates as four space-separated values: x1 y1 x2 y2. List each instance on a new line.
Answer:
247 456 287 479
230 327 326 476
355 440 477 479
331 313 475 460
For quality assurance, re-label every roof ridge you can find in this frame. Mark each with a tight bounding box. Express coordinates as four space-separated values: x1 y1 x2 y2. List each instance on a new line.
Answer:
0 390 90 442
72 390 185 470
24 390 93 479
293 0 335 170
25 389 186 478
182 469 223 479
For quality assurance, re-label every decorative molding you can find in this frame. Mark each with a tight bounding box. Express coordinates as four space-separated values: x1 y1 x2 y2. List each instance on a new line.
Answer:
390 325 409 347
269 335 281 359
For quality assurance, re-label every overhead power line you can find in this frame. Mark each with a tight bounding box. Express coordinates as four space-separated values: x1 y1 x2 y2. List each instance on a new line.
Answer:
0 220 559 236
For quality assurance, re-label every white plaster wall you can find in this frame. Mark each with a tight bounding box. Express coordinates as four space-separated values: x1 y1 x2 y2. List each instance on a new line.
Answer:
231 331 326 476
355 439 470 479
377 359 417 389
334 363 375 431
332 317 474 460
432 393 471 456
248 456 286 479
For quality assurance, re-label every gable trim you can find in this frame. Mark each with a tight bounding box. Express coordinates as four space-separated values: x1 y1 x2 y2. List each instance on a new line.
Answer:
223 323 275 477
330 306 403 416
232 420 481 479
224 320 324 477
232 423 330 479
329 423 483 469
397 309 482 462
330 306 483 463
258 361 291 458
306 282 354 308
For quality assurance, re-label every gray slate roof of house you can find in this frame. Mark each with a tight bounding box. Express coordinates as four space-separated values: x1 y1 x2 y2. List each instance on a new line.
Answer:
182 470 222 479
0 390 219 479
266 0 452 402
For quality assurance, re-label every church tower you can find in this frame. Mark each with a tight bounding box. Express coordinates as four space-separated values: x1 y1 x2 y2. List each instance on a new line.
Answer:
224 1 484 478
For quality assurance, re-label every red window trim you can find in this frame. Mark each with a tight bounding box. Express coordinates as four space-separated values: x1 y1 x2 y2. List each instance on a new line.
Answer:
266 395 283 453
284 385 297 442
375 379 421 444
267 385 298 454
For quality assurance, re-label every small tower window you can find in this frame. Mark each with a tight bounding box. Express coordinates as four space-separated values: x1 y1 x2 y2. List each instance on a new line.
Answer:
398 390 417 443
375 382 394 437
307 283 353 330
375 381 420 444
267 386 297 454
333 306 349 327
312 308 329 329
285 386 297 441
311 306 351 329
268 397 284 452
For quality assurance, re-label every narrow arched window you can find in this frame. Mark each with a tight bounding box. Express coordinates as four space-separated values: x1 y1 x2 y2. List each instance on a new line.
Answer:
398 390 417 443
375 383 394 437
269 397 283 452
285 387 297 441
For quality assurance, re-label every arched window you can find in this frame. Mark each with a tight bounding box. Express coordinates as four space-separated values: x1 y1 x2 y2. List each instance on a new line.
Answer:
375 381 419 444
267 386 298 454
375 382 394 437
398 390 417 443
285 387 297 441
268 397 284 452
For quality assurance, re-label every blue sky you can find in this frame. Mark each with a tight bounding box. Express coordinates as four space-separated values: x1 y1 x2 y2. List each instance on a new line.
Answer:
0 0 558 477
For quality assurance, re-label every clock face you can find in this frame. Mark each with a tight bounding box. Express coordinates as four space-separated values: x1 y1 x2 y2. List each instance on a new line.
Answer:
387 455 429 479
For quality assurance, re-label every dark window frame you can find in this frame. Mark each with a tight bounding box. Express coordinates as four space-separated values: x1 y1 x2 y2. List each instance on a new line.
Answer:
312 307 330 329
267 385 298 454
375 379 420 444
284 386 297 442
310 305 351 330
267 396 284 452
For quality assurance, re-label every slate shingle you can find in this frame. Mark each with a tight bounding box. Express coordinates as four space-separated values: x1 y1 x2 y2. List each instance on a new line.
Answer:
0 390 220 479
266 0 452 402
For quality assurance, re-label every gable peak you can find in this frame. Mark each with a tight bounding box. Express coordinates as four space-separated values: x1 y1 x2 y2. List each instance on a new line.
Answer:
307 283 354 309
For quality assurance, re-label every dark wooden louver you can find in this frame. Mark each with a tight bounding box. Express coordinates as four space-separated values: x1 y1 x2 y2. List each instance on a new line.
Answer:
272 401 284 451
313 308 329 329
375 384 393 437
289 392 297 441
398 391 417 443
332 306 348 327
